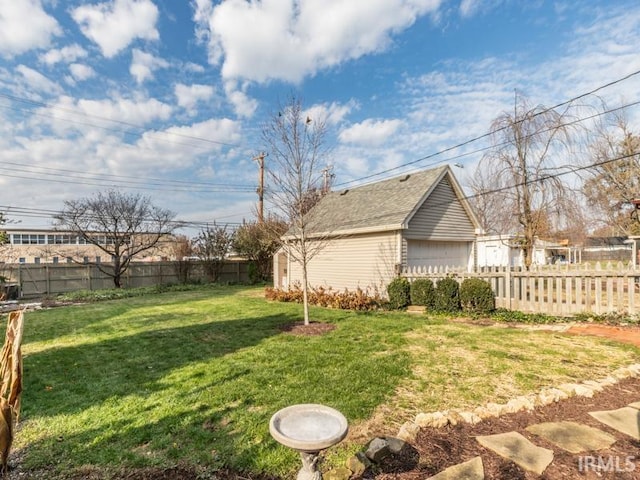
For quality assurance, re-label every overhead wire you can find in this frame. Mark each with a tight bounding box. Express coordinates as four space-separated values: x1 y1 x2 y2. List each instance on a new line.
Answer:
335 68 640 188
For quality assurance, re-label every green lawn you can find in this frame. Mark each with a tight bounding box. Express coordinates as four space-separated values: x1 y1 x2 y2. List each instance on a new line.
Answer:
14 285 640 478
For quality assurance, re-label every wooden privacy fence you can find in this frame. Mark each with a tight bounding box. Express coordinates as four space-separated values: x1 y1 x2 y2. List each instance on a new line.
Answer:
402 262 640 316
0 260 250 298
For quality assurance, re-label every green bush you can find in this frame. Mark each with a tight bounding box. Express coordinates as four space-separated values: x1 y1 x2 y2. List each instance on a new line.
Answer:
459 278 495 314
435 277 460 313
410 278 435 307
387 277 411 310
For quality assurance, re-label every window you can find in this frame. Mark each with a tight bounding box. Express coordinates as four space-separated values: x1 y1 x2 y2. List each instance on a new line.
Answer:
53 257 59 264
95 256 101 264
18 258 25 264
34 257 40 264
66 257 73 263
83 256 89 264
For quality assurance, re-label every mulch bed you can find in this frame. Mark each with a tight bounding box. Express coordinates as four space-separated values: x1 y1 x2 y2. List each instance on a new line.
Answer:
371 376 640 479
279 320 337 336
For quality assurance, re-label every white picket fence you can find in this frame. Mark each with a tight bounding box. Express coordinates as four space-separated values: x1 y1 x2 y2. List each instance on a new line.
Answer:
401 262 640 316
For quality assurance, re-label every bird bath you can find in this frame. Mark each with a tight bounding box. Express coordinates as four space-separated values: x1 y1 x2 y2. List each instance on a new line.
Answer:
269 404 348 480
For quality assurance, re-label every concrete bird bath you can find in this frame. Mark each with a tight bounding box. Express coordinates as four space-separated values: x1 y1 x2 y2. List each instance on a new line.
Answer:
269 404 349 480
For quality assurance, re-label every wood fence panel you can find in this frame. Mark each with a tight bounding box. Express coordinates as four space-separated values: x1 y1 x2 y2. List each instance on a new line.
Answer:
402 265 640 317
2 260 250 298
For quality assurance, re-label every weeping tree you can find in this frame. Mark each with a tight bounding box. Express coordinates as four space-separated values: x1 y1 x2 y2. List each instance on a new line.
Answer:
583 111 640 235
262 95 332 325
55 190 178 288
470 93 579 268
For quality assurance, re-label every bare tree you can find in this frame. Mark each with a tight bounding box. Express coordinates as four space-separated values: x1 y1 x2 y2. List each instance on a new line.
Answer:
193 224 234 282
471 93 577 268
262 95 331 325
54 190 177 288
583 111 640 235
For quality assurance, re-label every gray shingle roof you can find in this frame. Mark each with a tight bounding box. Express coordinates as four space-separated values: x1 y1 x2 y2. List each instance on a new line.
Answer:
301 166 448 236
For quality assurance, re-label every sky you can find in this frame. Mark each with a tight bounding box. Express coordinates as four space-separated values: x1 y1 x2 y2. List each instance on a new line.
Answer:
1 0 640 236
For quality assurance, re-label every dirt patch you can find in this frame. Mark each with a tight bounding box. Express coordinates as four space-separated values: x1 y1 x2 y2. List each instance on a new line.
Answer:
279 321 337 336
567 324 640 348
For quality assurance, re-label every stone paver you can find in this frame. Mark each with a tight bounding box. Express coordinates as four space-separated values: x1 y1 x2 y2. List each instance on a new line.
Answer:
427 456 484 480
526 421 616 453
589 407 640 440
476 431 554 475
629 401 640 410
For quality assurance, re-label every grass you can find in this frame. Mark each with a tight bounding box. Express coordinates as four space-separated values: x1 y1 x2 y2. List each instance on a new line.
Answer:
13 285 640 478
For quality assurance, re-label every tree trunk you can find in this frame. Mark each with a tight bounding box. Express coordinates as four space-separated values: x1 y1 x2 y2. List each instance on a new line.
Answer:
302 261 310 326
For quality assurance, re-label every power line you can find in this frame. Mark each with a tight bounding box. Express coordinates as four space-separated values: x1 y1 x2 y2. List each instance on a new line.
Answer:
336 68 640 188
0 205 243 231
0 160 256 191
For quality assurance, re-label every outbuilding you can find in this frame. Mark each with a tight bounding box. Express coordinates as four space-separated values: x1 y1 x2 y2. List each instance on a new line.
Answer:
274 165 481 292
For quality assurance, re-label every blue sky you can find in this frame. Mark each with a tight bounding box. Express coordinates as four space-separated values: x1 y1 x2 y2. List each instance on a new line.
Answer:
1 0 640 235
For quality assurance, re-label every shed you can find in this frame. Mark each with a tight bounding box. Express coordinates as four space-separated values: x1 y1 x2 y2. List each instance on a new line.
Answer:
274 165 481 292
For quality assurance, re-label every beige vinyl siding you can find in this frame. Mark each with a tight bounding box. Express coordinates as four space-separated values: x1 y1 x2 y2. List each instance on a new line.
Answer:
406 177 475 241
287 231 399 292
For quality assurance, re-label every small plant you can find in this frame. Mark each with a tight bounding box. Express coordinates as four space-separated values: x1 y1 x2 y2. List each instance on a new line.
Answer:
410 279 435 308
265 285 382 311
459 278 495 314
434 277 460 313
387 277 411 310
491 309 558 324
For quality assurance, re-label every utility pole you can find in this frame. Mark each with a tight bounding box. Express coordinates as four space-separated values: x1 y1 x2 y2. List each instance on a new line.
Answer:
253 153 266 223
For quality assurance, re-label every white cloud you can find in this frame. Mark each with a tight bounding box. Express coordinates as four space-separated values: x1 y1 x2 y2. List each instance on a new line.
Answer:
174 83 215 112
69 63 96 82
305 100 356 127
72 0 159 58
15 65 62 94
130 49 169 83
339 118 404 145
29 96 173 138
223 81 257 118
194 0 443 83
40 44 87 65
459 0 504 18
0 0 61 57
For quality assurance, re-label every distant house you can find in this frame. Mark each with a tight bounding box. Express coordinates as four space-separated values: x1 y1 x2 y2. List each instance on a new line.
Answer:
273 165 482 292
476 235 574 267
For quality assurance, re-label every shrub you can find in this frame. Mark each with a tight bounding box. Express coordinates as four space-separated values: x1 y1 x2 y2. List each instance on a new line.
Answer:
386 277 411 310
264 285 382 311
434 277 460 313
459 278 495 314
410 279 435 307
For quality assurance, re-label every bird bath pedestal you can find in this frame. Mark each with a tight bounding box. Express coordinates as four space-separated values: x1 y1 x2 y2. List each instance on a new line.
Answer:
269 404 348 480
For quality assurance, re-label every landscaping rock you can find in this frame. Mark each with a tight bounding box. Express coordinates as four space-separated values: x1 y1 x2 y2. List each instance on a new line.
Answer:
346 452 371 476
397 421 420 442
573 384 595 398
557 383 579 397
416 411 448 429
385 436 406 454
365 437 391 463
324 466 352 480
427 456 484 480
